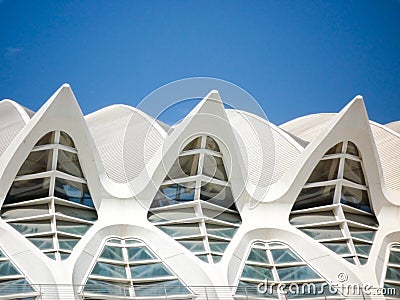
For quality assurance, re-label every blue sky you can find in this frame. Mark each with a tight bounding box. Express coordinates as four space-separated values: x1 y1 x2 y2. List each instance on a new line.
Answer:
0 0 399 125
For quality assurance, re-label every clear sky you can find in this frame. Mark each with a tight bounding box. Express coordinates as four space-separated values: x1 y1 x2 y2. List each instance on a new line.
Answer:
0 0 399 125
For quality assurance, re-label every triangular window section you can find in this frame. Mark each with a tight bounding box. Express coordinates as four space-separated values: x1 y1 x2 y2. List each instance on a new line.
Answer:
82 237 192 299
1 130 98 261
235 241 341 299
0 246 39 298
148 135 241 264
289 141 378 266
382 243 400 294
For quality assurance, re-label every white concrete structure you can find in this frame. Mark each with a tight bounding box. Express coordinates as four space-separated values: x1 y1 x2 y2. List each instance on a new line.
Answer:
0 84 400 299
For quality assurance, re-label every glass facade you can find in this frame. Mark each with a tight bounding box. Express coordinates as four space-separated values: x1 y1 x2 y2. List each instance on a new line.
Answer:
148 135 241 263
289 141 378 265
1 130 98 261
82 237 192 299
383 244 400 299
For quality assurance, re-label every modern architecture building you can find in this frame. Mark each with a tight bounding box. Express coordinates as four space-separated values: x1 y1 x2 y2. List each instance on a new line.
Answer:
0 84 400 299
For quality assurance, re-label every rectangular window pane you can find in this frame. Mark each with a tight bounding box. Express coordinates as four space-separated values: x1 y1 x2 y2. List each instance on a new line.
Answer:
55 205 97 221
167 154 199 179
5 178 50 204
343 211 378 227
390 250 400 265
203 155 228 181
271 249 301 264
54 178 94 207
206 224 237 239
293 185 335 211
1 204 49 220
386 267 400 281
130 262 172 279
343 159 366 185
247 248 269 264
127 246 155 261
242 264 274 280
277 265 320 281
158 223 201 238
10 220 51 235
100 246 123 261
179 240 205 252
152 182 195 208
349 226 375 241
322 242 351 255
307 159 339 183
148 208 195 223
92 262 126 279
290 211 336 226
341 187 371 213
17 149 53 176
203 209 241 224
301 226 343 240
28 237 53 250
56 221 90 235
57 150 84 178
200 182 234 209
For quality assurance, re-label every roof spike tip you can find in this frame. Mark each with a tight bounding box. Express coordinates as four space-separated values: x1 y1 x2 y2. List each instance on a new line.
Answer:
186 89 225 119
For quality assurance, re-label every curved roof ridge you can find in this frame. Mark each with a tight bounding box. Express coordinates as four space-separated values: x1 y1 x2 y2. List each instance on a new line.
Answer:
279 112 336 128
226 108 304 152
0 99 32 124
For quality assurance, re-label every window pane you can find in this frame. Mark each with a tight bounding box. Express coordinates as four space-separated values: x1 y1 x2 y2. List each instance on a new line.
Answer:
1 204 49 220
10 220 51 235
346 141 359 156
5 178 50 204
293 185 335 211
271 249 301 264
159 224 201 238
127 246 155 261
277 265 320 281
208 240 229 253
148 208 195 223
200 182 234 209
100 246 123 261
290 211 335 226
236 280 278 298
349 227 375 241
353 243 372 256
242 264 273 280
341 187 371 213
0 278 35 295
205 136 220 152
56 221 90 235
182 137 202 151
179 240 205 252
84 279 127 296
130 262 172 279
28 237 53 250
0 261 19 276
307 159 339 183
322 242 350 255
206 224 237 239
325 143 343 155
152 182 195 208
386 267 400 281
54 178 94 207
203 209 241 224
203 155 228 181
57 150 84 178
55 205 97 221
35 132 55 146
343 159 366 185
167 154 199 179
58 238 79 251
92 262 126 279
17 150 53 176
133 279 189 297
301 226 343 240
59 131 75 148
389 250 400 265
343 211 378 227
247 248 269 264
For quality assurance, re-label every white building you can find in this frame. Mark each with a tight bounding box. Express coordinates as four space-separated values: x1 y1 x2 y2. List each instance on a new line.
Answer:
0 84 400 299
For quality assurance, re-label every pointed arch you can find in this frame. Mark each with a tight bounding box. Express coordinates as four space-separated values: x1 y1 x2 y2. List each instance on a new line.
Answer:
1 130 98 261
148 134 241 264
289 141 378 265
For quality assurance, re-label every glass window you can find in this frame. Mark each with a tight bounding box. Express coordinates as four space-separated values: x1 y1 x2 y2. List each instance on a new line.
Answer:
341 187 371 213
57 150 84 178
203 155 228 181
179 240 205 252
55 205 97 221
152 182 196 208
134 279 189 297
56 221 90 236
59 131 76 148
17 149 53 176
343 159 366 185
389 250 400 265
247 248 269 264
353 243 372 256
348 227 375 241
130 262 172 279
182 137 202 151
242 264 274 280
306 159 339 183
271 249 301 264
148 208 195 223
54 178 94 207
92 262 126 279
289 211 335 226
236 280 278 297
205 224 237 239
1 204 49 220
386 267 400 281
127 246 155 261
292 185 335 211
100 246 123 261
301 226 343 240
321 242 350 255
35 132 55 146
343 211 378 227
277 265 320 281
205 136 220 152
325 143 343 155
0 260 20 276
84 279 127 296
200 182 234 209
208 240 229 253
346 141 359 156
167 154 199 179
5 178 50 204
58 238 79 251
158 224 201 238
28 237 53 250
203 209 241 224
10 220 51 235
211 254 222 263
0 278 35 295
